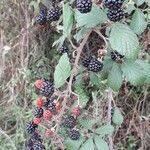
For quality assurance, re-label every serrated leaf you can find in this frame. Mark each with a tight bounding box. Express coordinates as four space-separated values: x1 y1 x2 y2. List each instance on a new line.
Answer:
121 60 146 85
136 60 150 83
78 118 95 129
80 138 95 150
63 3 74 37
133 0 145 6
108 63 123 91
130 9 147 35
94 136 109 150
65 137 85 150
95 124 114 137
75 4 107 28
75 84 89 107
54 53 71 88
112 107 124 125
90 73 101 86
109 23 139 58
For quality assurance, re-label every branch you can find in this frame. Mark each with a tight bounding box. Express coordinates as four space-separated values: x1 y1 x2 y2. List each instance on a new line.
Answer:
107 88 114 150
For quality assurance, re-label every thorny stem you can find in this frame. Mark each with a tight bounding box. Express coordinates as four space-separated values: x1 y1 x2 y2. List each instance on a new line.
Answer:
55 30 92 132
107 88 114 150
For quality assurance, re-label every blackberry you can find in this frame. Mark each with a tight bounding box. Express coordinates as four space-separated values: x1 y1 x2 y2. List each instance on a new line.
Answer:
111 51 124 61
48 101 56 113
33 107 43 118
47 7 61 22
64 116 76 128
25 122 36 134
40 80 54 97
25 138 33 150
82 56 93 68
33 142 45 150
36 14 47 26
69 129 80 140
58 45 69 54
107 8 124 22
31 132 43 143
87 58 103 72
104 0 124 10
76 0 92 13
44 97 55 109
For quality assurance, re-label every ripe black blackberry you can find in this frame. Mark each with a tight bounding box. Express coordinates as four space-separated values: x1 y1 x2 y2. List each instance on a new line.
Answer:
107 8 124 22
40 80 54 97
64 116 76 128
34 107 43 118
25 122 37 134
48 101 56 113
47 7 61 22
33 141 45 150
87 58 103 72
104 0 124 10
31 132 43 143
76 0 92 13
82 56 93 68
36 12 47 26
25 138 33 150
69 129 80 140
58 45 69 54
111 51 124 61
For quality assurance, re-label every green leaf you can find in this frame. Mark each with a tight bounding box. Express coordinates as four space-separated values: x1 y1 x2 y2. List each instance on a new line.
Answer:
109 23 139 58
108 63 123 91
94 136 109 150
95 124 114 137
112 107 124 125
75 4 107 28
133 0 145 6
65 137 85 150
80 138 95 150
78 118 95 129
136 60 150 83
130 9 147 35
74 83 89 107
63 3 74 37
90 73 101 86
121 60 146 85
54 53 71 88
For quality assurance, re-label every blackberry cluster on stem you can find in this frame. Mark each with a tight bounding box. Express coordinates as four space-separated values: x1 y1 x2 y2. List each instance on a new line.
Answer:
104 0 125 22
82 56 103 72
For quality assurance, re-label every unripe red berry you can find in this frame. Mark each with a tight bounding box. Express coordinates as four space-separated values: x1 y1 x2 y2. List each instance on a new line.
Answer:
45 129 54 138
35 80 44 89
43 110 52 120
72 106 81 116
56 102 61 112
33 117 41 125
36 98 44 108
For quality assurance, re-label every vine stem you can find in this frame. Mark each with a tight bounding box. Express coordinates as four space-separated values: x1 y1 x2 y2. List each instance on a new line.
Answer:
55 30 92 132
107 88 114 150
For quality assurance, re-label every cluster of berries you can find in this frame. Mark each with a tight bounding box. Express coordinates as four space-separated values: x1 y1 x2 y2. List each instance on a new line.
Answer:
25 79 61 150
57 45 69 54
64 106 81 140
76 0 93 13
111 50 124 63
82 56 103 72
36 6 61 26
104 0 125 22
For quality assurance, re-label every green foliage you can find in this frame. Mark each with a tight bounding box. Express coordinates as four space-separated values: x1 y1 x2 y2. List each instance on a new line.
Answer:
54 53 71 88
130 9 147 35
112 107 124 125
109 23 139 59
80 138 95 150
108 63 123 91
95 124 114 137
75 4 107 28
